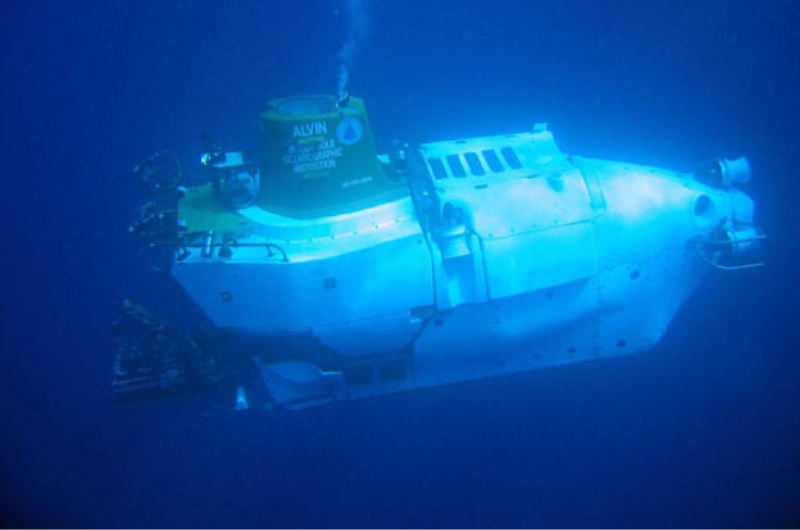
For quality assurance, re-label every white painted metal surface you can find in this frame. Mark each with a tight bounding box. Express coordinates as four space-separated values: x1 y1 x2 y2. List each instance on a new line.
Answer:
173 127 761 408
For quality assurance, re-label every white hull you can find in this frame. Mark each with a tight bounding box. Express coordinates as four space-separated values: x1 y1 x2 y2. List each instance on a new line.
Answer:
172 128 758 408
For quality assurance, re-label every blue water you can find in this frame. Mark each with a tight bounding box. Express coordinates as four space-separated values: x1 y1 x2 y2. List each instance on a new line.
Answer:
1 0 799 527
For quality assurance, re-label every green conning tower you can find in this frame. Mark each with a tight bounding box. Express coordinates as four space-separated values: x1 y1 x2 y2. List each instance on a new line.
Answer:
258 95 407 218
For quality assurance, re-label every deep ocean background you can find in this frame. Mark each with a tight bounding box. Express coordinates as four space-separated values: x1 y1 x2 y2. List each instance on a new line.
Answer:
2 0 800 527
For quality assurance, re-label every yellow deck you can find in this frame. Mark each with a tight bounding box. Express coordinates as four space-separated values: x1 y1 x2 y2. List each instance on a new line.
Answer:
179 184 256 236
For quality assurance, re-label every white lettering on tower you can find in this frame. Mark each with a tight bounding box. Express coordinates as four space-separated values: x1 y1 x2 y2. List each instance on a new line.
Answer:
292 121 328 138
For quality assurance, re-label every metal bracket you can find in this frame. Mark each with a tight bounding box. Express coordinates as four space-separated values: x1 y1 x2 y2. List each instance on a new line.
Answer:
692 221 767 271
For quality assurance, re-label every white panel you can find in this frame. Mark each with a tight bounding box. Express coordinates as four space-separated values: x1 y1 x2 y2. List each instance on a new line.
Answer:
314 312 422 356
441 170 594 238
412 303 498 387
420 130 569 180
173 233 433 333
482 222 596 300
589 161 734 268
593 245 709 359
239 197 417 241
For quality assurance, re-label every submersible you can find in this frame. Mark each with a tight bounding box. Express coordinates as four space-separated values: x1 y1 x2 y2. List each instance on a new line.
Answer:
117 94 764 410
